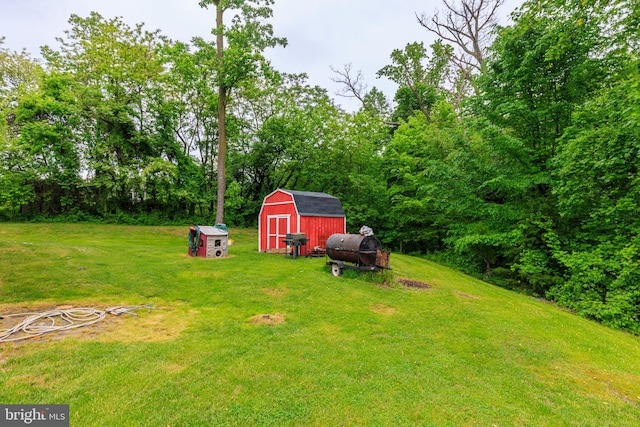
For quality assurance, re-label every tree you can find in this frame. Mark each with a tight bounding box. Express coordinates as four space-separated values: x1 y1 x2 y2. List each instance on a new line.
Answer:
164 38 224 216
547 61 640 332
416 0 505 106
0 43 44 216
473 0 616 232
198 0 286 224
381 105 526 272
11 73 83 215
38 13 192 217
417 0 504 72
472 0 640 328
330 64 392 124
0 41 42 109
330 63 367 105
377 40 452 124
221 68 390 230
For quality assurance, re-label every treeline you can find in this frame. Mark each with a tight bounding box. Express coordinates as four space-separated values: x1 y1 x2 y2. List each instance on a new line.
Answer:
1 0 639 332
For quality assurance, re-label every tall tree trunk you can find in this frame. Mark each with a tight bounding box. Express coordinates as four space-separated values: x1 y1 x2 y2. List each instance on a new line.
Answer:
215 3 227 225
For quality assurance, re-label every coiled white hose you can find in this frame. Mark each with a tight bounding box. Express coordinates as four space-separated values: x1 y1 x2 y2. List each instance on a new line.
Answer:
0 305 153 343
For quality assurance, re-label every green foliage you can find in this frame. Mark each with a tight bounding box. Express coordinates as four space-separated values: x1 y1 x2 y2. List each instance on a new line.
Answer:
382 111 527 277
378 40 452 123
478 3 610 163
454 0 640 332
37 13 184 216
223 180 259 227
0 44 43 217
546 61 640 332
0 169 35 218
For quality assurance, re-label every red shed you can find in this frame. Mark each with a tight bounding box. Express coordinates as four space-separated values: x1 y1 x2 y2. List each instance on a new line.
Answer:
259 189 346 253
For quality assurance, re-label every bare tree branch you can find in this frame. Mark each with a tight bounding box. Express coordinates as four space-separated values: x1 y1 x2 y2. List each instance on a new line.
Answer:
330 63 367 104
416 0 505 73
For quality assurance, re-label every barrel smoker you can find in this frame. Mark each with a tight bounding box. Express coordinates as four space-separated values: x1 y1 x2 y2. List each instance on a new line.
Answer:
325 232 390 276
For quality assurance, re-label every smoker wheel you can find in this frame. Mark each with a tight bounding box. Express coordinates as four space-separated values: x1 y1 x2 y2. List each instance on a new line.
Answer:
331 264 343 277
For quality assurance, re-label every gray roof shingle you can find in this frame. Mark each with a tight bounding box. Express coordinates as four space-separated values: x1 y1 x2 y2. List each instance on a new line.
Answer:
283 189 345 217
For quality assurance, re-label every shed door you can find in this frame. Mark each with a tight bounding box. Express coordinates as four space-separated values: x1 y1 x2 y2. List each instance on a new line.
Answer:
267 215 290 250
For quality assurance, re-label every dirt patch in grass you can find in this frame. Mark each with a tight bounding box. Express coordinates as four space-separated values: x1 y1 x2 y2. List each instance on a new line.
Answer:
0 353 8 373
397 278 432 289
1 246 33 255
249 313 285 326
158 227 191 237
371 304 396 315
184 270 224 279
262 288 287 298
547 363 640 406
578 365 640 405
5 373 52 390
0 302 191 345
161 363 187 374
456 292 480 299
265 248 287 254
96 305 192 343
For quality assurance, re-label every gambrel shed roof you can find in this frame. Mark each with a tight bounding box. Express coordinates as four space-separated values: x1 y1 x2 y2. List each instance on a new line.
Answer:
285 190 345 217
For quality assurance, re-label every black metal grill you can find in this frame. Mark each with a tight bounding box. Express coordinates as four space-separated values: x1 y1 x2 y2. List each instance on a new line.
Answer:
282 233 309 259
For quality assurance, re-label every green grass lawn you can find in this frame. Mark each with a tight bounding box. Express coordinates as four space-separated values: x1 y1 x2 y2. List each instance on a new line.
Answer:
1 223 639 426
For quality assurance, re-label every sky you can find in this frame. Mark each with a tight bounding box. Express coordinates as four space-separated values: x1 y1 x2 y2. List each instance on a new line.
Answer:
0 0 524 112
